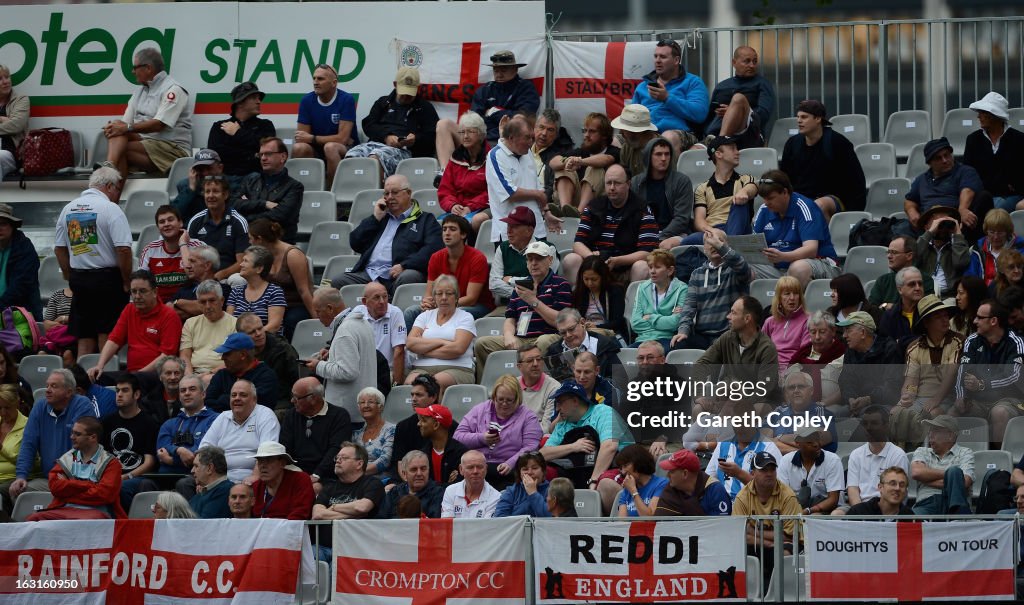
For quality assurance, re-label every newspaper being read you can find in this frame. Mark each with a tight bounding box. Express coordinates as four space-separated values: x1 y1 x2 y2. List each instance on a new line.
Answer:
727 233 773 266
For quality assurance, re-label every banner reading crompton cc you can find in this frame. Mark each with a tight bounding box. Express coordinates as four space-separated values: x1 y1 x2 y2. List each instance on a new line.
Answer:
533 518 747 603
334 517 528 605
0 2 543 133
0 518 311 604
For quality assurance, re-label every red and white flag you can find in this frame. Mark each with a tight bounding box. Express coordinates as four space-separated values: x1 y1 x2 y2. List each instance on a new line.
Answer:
551 40 657 145
334 517 528 604
805 519 1016 601
395 39 546 123
0 518 311 604
532 518 748 603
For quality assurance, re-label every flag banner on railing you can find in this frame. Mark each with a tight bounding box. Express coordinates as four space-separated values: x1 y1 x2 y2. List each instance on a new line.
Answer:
532 517 747 603
0 518 311 604
394 39 546 123
551 40 657 146
333 517 528 604
804 519 1017 601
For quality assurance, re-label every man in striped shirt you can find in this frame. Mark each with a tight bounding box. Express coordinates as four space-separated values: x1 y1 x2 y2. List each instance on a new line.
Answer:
560 164 660 284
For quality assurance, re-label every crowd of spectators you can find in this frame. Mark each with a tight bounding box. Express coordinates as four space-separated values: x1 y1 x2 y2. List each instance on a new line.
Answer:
4 47 1024 599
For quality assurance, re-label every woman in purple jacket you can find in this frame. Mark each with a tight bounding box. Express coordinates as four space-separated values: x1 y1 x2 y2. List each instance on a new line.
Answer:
453 374 542 490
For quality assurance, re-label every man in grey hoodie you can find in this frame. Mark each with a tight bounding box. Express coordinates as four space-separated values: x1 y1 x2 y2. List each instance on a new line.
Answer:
630 136 694 250
671 228 751 350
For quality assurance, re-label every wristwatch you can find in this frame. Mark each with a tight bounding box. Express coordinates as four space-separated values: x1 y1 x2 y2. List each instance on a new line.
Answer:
529 301 540 309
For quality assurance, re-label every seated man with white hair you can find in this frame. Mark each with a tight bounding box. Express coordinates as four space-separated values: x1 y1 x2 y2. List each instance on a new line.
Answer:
440 450 501 518
179 279 236 375
197 379 279 484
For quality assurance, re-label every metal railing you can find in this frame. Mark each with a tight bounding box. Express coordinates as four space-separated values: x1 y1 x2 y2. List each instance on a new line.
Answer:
550 17 1024 141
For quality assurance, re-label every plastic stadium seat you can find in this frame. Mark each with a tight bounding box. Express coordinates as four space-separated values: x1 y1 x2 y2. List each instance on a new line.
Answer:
829 211 871 257
547 218 580 254
11 492 52 522
765 555 805 601
748 278 777 309
901 142 928 179
307 221 353 268
339 284 365 309
479 350 520 392
38 256 67 304
972 450 1012 498
291 319 331 359
746 555 762 600
954 416 989 453
573 489 602 517
331 158 381 203
164 156 195 199
476 220 495 263
135 224 159 257
297 191 337 235
670 245 704 260
767 117 799 158
939 108 979 156
854 143 896 187
69 129 87 169
1010 107 1024 130
474 316 506 339
397 157 440 192
803 279 834 314
665 348 704 365
347 189 384 225
441 384 488 421
617 348 638 368
883 110 931 159
322 254 361 287
276 127 297 152
78 353 118 372
384 386 414 425
1010 211 1024 238
286 158 326 192
842 246 889 283
128 491 160 519
297 560 331 605
20 354 62 391
124 190 169 236
623 281 642 340
90 131 108 172
863 279 875 299
829 113 872 147
676 149 714 189
865 177 911 219
391 283 423 312
1000 416 1024 465
737 147 778 177
413 188 442 217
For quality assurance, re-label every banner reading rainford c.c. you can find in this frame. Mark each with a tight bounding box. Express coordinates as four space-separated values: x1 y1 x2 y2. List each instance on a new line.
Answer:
532 517 747 603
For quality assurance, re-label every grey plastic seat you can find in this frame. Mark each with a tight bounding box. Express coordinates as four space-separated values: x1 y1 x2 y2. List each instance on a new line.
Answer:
865 177 911 219
830 113 872 147
855 142 896 187
737 147 778 177
297 191 337 236
748 278 777 309
829 211 871 257
901 142 928 179
803 279 835 314
124 189 169 236
347 189 384 225
38 255 67 304
939 108 979 156
883 110 931 159
322 254 361 287
331 158 381 203
413 188 442 217
767 117 799 158
479 350 520 392
441 384 488 421
291 318 331 359
397 157 440 192
307 221 353 268
286 158 326 192
843 245 889 283
676 148 714 188
164 156 195 199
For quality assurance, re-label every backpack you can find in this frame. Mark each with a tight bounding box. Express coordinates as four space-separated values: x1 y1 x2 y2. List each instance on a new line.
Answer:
977 469 1014 514
0 306 40 357
849 216 915 248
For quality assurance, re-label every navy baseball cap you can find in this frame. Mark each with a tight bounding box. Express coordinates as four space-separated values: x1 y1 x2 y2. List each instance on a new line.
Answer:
551 380 590 406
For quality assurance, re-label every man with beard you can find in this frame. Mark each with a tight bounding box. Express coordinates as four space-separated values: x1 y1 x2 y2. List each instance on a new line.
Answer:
549 112 618 215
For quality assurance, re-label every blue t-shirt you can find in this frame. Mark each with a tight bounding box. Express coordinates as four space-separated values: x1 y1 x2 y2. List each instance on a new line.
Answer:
618 475 669 516
753 192 837 267
297 90 359 143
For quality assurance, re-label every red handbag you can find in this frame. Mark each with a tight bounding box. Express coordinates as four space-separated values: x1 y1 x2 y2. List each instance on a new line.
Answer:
18 127 74 177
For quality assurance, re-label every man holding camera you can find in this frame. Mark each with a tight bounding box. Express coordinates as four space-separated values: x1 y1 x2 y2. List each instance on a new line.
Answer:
912 205 971 298
905 137 988 244
156 374 216 474
560 164 659 284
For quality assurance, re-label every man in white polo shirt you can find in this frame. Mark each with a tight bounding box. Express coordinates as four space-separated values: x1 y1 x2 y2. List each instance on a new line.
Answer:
440 449 501 518
833 405 909 516
486 116 560 243
197 379 279 484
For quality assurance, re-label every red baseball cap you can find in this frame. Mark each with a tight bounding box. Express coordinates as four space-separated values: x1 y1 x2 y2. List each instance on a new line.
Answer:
658 449 700 472
500 206 536 227
415 404 453 428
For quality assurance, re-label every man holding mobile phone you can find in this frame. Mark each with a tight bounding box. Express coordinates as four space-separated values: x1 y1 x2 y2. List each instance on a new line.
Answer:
473 241 572 379
630 38 709 155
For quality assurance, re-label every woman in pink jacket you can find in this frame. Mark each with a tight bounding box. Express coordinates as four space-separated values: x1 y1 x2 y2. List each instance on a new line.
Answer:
762 275 811 370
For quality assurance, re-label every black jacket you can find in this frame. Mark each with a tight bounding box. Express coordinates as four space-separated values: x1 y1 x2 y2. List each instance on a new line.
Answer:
234 168 305 243
255 332 299 409
423 437 468 486
207 115 277 176
376 479 444 518
471 76 541 141
279 404 352 479
205 362 281 412
780 128 867 211
361 91 439 158
391 413 459 477
963 127 1024 197
838 335 904 405
0 229 42 319
545 330 622 377
877 298 921 355
350 201 442 275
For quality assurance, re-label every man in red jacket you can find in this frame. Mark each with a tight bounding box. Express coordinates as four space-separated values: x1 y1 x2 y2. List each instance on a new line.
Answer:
28 416 126 520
